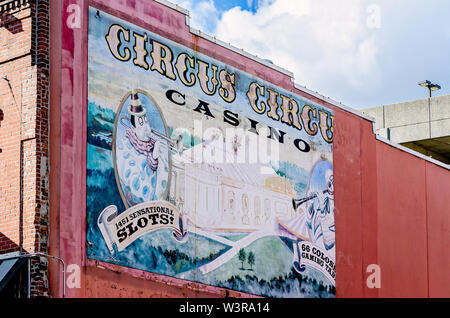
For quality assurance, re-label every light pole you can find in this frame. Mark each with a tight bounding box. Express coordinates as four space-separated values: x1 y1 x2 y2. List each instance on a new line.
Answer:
418 80 441 98
419 80 441 140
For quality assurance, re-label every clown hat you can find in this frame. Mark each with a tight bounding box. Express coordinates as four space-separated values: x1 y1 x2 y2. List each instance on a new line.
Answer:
127 89 146 117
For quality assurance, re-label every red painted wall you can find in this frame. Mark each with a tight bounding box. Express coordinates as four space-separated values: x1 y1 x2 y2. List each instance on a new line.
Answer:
49 0 450 298
426 162 450 297
376 142 429 297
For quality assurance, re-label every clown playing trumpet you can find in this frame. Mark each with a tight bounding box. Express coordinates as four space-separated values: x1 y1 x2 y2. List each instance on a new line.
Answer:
118 89 185 202
121 90 185 163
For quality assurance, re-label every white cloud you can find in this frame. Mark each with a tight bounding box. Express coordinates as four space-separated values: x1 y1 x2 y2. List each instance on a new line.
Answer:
175 0 219 34
215 0 380 92
169 0 450 108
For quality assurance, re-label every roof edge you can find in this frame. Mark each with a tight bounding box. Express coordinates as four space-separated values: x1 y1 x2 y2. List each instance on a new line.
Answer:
376 135 450 170
293 83 376 122
153 0 189 14
363 94 450 111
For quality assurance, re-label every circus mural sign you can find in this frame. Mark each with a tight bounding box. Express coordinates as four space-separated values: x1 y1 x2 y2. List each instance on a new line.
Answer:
86 7 335 298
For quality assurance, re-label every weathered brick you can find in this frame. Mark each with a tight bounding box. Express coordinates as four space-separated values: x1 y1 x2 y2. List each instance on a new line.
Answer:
0 0 49 297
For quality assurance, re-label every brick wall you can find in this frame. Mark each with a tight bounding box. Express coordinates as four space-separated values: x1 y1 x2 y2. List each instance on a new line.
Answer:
0 0 50 297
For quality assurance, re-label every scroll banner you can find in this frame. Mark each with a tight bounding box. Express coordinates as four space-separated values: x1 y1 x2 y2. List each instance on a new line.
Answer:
297 241 336 284
98 201 187 254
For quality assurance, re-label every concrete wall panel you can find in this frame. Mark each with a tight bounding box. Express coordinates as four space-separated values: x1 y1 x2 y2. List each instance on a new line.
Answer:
430 95 450 121
431 119 450 138
362 106 384 130
383 99 429 127
389 122 430 143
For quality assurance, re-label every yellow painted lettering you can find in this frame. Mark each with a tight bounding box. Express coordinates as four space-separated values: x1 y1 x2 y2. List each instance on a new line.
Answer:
150 40 176 80
106 24 131 61
247 82 266 114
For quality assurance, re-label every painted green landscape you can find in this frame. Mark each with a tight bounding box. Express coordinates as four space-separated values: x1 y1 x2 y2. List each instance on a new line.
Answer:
86 99 334 298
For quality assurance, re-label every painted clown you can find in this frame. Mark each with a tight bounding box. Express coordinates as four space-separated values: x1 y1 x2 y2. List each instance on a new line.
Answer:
125 90 161 171
306 168 335 251
276 162 335 275
116 90 169 206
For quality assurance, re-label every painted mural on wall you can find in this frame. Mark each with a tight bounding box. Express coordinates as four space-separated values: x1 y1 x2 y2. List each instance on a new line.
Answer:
87 7 335 298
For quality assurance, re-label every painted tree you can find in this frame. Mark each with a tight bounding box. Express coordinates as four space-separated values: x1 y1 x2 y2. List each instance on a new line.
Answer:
238 249 246 269
248 251 255 270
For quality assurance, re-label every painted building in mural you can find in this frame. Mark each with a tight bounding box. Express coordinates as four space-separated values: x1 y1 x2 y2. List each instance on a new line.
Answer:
1 0 449 299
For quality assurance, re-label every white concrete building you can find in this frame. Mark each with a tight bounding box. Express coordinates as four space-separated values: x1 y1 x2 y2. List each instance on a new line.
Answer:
363 94 450 164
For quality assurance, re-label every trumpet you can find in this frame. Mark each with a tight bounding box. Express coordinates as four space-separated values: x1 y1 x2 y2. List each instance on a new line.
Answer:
150 129 185 155
292 189 332 210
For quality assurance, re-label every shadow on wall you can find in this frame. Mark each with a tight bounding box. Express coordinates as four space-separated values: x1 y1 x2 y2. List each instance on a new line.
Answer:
0 10 24 34
0 232 22 255
0 232 29 298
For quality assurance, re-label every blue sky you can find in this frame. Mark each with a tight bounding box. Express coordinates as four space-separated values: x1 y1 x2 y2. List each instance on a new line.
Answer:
213 0 259 13
170 0 450 110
